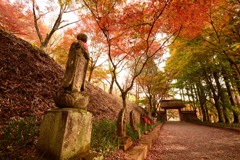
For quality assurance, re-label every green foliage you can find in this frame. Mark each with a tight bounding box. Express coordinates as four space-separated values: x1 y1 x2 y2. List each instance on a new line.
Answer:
137 123 147 135
201 121 240 128
126 123 138 141
91 119 161 156
137 119 160 135
0 117 38 158
91 119 120 156
231 105 240 115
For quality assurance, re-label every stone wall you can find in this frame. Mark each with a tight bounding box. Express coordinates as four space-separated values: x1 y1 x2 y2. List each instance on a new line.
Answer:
181 111 199 122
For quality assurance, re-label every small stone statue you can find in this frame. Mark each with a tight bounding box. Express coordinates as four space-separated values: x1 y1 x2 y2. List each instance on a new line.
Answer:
54 33 90 109
62 33 89 92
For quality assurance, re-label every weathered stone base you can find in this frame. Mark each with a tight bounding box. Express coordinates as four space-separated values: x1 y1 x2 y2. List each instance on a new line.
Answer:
120 136 133 151
37 108 92 160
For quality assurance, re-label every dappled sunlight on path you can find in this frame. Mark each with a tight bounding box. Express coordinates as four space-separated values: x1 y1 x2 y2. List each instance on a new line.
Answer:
146 122 240 160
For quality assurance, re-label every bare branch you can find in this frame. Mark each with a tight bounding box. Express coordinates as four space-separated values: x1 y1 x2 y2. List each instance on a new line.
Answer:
57 20 82 30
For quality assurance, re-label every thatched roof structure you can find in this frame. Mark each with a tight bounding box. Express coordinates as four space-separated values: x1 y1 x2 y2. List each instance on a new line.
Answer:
160 100 185 109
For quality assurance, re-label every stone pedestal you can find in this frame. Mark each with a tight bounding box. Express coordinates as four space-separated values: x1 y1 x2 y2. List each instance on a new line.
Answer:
120 137 133 151
37 108 92 160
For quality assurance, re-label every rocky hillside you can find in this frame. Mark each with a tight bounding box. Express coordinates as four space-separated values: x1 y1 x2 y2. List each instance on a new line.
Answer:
0 29 135 125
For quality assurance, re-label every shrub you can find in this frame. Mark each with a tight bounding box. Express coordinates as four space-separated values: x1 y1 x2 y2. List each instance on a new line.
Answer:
91 119 120 156
126 123 139 141
0 116 38 158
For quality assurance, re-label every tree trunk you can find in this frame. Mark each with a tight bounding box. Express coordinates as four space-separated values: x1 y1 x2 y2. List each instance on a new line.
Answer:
122 92 128 110
109 75 114 94
205 103 210 121
203 68 224 122
149 95 153 111
222 69 240 123
135 82 139 102
88 68 94 82
196 81 207 121
231 64 240 94
180 89 185 101
152 94 157 113
212 71 225 123
186 84 191 105
189 84 197 110
116 92 128 138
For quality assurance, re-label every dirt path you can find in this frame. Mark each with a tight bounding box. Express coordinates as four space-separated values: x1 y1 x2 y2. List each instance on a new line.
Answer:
146 122 240 160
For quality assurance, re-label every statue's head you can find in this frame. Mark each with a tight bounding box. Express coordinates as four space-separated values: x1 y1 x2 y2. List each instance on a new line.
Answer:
77 33 88 43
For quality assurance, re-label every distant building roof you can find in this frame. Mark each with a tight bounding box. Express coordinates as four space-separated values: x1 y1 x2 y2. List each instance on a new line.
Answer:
160 100 185 109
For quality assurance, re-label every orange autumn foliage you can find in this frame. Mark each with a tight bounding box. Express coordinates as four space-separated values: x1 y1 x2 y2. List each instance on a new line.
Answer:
0 0 47 45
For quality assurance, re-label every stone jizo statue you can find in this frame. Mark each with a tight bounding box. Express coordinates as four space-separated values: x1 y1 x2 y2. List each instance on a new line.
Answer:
62 33 89 92
54 33 90 109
